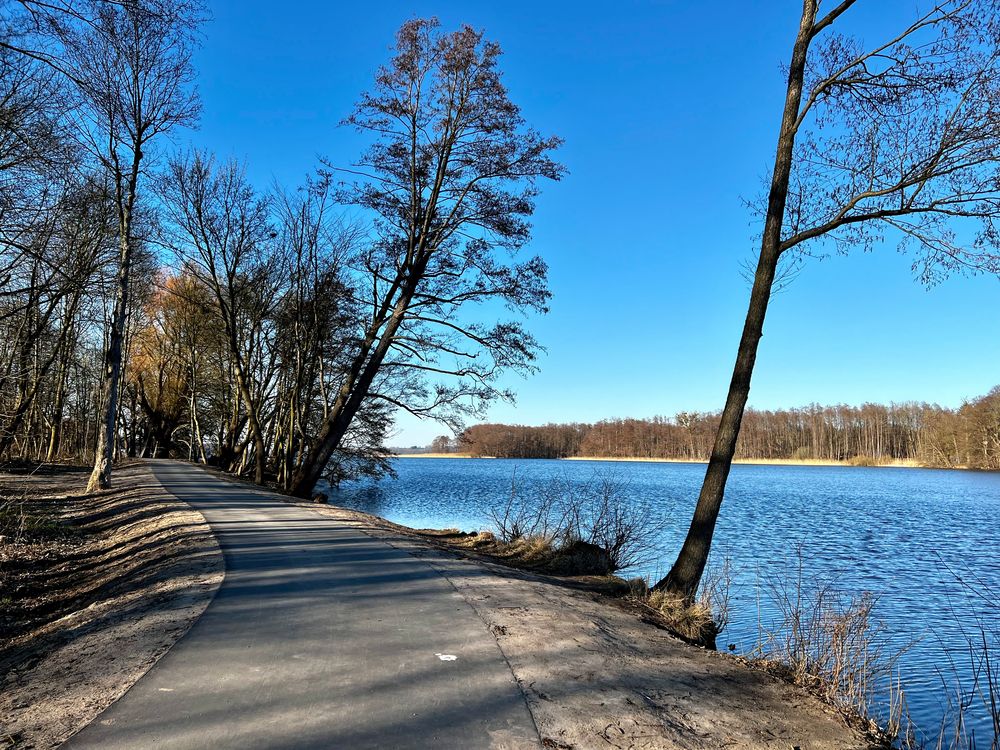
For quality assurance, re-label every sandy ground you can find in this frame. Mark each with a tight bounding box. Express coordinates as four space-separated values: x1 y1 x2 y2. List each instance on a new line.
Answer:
277 496 877 749
0 463 224 749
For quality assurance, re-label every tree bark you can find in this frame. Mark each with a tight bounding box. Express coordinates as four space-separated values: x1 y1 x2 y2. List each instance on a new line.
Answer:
654 0 818 601
87 238 130 490
232 359 266 483
46 354 68 460
288 258 428 498
87 150 140 492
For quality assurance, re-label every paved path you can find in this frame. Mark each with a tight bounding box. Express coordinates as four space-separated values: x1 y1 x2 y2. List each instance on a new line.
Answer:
65 460 539 750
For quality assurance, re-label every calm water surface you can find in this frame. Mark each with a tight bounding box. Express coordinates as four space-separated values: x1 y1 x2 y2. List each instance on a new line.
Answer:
326 458 1000 739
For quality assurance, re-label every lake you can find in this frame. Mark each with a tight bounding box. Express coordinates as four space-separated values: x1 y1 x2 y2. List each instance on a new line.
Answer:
325 457 1000 741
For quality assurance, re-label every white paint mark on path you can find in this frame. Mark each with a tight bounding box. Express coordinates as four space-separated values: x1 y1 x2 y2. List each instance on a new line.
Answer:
435 653 458 661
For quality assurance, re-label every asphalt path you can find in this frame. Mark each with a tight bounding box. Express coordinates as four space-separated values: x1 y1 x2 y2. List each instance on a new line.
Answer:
64 460 540 749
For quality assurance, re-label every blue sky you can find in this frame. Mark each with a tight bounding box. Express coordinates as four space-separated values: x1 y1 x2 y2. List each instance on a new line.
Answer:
184 1 1000 446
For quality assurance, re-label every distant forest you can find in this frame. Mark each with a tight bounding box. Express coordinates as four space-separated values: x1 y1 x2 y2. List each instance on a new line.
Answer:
434 387 1000 470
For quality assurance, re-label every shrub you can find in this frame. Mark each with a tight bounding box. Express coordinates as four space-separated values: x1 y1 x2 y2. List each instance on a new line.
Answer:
751 548 903 736
847 454 878 467
485 471 658 573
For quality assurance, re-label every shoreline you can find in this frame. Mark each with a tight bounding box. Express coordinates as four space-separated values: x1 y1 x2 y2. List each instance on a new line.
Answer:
394 453 928 468
1 461 877 749
565 456 925 468
279 485 876 748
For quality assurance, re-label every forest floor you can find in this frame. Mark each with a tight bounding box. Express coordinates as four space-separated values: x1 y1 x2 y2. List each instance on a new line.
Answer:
0 462 223 749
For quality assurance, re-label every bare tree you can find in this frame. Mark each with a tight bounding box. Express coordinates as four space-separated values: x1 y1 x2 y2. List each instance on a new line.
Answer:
45 0 204 491
161 153 277 483
0 178 112 457
268 177 390 489
656 0 1000 600
287 18 564 498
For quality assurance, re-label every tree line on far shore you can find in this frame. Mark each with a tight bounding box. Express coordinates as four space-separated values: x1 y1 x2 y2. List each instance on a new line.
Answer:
435 388 1000 470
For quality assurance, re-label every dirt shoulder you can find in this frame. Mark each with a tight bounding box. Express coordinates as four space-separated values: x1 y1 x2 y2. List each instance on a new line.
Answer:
269 493 876 749
0 462 224 749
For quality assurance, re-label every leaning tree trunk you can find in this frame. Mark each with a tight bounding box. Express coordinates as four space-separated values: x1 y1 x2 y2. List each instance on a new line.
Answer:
654 0 817 601
288 268 425 498
287 355 381 498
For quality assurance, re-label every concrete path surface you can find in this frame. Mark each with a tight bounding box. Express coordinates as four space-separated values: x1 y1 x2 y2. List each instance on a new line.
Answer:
64 460 540 750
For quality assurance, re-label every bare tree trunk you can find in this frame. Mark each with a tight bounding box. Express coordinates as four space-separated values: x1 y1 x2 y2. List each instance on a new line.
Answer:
0 293 81 458
191 395 207 464
45 321 73 461
232 361 266 483
187 348 207 464
654 0 818 600
126 384 140 457
188 387 195 462
283 394 295 489
87 238 131 490
47 300 83 461
288 259 428 498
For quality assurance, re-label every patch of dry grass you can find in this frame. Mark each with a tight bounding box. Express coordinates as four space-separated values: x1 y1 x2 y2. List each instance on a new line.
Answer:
645 589 721 647
429 529 621 578
0 459 210 650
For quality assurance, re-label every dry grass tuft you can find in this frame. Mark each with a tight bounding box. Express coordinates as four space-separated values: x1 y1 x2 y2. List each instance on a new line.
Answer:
847 454 880 467
439 530 617 577
646 589 720 646
639 558 731 649
485 469 658 574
